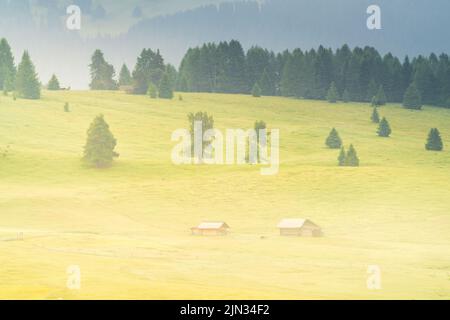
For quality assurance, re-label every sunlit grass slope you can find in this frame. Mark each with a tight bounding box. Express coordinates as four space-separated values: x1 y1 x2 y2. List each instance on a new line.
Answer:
0 90 449 299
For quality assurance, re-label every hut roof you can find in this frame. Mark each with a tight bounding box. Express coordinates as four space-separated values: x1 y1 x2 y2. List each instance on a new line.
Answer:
277 218 318 229
193 222 230 230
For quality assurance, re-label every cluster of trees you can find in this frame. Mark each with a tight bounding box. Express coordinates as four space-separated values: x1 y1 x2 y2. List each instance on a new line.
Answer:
177 41 450 108
89 49 175 99
0 38 41 99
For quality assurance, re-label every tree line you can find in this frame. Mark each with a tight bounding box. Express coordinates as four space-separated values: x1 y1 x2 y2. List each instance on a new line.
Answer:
177 41 450 108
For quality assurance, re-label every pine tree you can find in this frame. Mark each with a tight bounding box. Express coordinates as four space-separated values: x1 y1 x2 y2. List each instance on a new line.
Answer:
425 128 443 151
0 38 16 92
47 74 60 90
342 89 350 103
159 72 173 99
15 51 40 99
118 64 132 87
375 85 387 105
403 82 422 110
338 146 346 166
371 96 378 107
258 69 275 96
132 48 165 94
326 81 339 103
377 117 392 137
147 82 158 98
325 128 342 149
83 115 119 168
345 144 360 167
371 107 380 123
252 82 261 97
89 50 117 90
366 79 378 102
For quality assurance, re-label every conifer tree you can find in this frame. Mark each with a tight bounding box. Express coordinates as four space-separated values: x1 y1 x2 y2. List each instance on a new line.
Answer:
89 50 117 90
366 79 378 102
425 128 443 151
375 85 387 105
0 38 16 92
147 82 158 99
64 102 70 112
338 146 346 166
252 82 261 97
371 96 378 107
371 107 380 123
159 72 173 99
342 89 350 103
47 74 60 90
377 117 392 137
326 81 339 103
15 51 40 99
118 64 132 87
345 144 360 167
258 69 275 96
325 128 342 149
83 115 119 168
403 82 422 110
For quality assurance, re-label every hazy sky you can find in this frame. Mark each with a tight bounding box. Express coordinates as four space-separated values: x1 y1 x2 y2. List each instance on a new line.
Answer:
1 0 449 89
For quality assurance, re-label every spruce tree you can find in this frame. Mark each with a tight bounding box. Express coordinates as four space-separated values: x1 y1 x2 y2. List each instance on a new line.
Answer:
118 64 132 87
375 85 387 105
403 82 422 110
326 81 339 103
259 69 275 96
377 117 392 137
252 82 261 97
325 128 342 149
0 38 16 92
345 144 360 167
15 51 40 99
89 50 117 90
47 74 60 90
366 79 378 102
83 115 119 168
159 72 173 99
425 128 443 151
371 96 379 107
371 107 380 123
342 89 350 103
338 146 346 166
147 82 158 99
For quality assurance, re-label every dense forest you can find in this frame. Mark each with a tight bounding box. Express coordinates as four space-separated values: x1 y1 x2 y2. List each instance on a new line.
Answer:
177 40 450 107
2 36 449 107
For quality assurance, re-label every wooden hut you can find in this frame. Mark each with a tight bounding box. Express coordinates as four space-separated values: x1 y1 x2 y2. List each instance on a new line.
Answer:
277 219 322 237
191 222 230 236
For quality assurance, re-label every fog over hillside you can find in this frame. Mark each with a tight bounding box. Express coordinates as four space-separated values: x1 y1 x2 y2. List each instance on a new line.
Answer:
1 0 449 89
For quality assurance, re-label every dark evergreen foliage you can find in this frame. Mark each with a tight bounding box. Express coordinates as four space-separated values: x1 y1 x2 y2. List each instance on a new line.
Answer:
15 51 40 99
371 107 380 123
89 50 117 90
377 117 392 137
47 74 60 90
83 115 119 168
403 82 423 110
425 128 443 151
177 41 450 108
0 38 16 91
325 128 342 149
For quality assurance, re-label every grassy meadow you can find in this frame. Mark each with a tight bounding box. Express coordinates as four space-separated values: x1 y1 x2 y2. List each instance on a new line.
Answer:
0 90 449 299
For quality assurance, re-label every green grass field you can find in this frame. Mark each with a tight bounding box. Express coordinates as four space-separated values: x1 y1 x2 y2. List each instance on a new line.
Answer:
0 90 449 299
